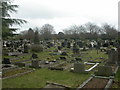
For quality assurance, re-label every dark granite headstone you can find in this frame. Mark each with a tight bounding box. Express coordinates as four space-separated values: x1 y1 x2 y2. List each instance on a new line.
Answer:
58 46 62 50
61 52 68 56
60 57 66 60
32 53 38 59
75 57 82 61
2 58 11 64
67 42 71 48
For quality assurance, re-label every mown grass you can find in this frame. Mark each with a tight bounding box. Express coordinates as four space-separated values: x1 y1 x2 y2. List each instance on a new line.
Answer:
2 48 108 88
116 67 120 82
81 49 108 62
2 68 90 88
86 49 107 59
112 67 120 88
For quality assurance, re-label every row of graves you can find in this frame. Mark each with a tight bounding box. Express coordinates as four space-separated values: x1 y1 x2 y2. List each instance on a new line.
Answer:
2 39 120 88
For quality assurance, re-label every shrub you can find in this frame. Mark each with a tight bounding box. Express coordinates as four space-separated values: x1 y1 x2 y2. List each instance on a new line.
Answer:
31 44 43 52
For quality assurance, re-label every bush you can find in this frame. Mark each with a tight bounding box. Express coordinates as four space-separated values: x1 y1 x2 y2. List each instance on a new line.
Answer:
31 44 43 52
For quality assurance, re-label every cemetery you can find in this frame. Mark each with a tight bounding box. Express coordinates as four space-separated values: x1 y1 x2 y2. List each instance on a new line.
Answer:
1 0 120 89
2 38 120 89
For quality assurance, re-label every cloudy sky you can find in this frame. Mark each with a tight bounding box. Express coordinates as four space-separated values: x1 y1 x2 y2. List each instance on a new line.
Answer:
11 0 119 33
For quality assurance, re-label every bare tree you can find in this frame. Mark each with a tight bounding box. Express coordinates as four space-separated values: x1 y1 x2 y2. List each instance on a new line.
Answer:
63 24 87 39
101 23 118 39
84 22 102 39
40 24 56 40
19 28 35 41
85 22 101 34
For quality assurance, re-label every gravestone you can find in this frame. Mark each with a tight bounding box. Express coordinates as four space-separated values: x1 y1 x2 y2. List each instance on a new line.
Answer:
23 44 28 53
61 42 66 47
74 63 85 73
31 60 40 68
15 62 26 67
10 48 14 52
108 49 118 64
45 61 49 64
60 57 66 60
67 42 71 48
61 52 68 56
103 42 109 47
3 48 9 56
32 53 38 59
78 41 83 48
73 43 79 54
47 42 54 48
58 46 62 50
82 46 87 51
75 57 82 62
2 58 11 64
95 66 113 76
18 48 22 52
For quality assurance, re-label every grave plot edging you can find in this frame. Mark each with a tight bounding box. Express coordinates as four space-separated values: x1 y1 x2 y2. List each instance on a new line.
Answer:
104 66 119 89
113 66 119 74
76 76 93 90
46 81 71 88
104 79 113 90
2 69 35 80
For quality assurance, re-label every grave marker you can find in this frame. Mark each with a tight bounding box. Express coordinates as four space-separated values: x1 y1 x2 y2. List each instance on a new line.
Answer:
95 66 113 76
74 63 85 73
31 60 40 68
2 58 11 64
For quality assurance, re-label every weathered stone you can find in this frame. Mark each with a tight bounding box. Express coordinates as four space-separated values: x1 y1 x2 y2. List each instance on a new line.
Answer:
96 66 113 76
67 42 71 48
74 63 85 73
73 43 80 54
23 44 28 53
31 60 40 68
15 62 26 67
108 49 118 64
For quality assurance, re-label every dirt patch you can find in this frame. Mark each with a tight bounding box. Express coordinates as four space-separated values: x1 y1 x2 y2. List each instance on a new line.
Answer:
83 78 109 88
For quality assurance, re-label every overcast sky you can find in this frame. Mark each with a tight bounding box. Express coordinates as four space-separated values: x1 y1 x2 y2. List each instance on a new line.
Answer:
11 0 119 33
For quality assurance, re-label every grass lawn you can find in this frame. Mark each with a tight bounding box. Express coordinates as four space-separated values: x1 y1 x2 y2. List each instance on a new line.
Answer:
2 48 108 88
112 67 120 88
2 68 90 88
115 67 120 82
83 49 108 59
